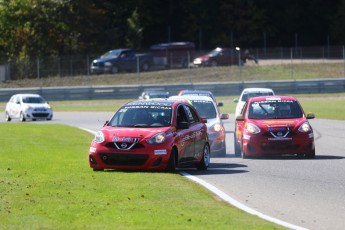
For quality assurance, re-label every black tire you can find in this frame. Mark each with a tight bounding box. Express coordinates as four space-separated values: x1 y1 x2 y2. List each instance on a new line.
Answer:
241 141 248 159
234 134 241 157
93 168 104 172
166 148 177 172
141 62 150 71
211 60 217 67
5 112 11 122
197 144 210 170
305 150 315 159
20 112 26 122
111 65 119 74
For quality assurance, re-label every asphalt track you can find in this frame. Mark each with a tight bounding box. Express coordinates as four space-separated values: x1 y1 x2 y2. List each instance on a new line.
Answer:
3 111 345 230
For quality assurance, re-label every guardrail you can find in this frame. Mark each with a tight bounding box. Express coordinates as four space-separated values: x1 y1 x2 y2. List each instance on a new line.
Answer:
0 78 344 102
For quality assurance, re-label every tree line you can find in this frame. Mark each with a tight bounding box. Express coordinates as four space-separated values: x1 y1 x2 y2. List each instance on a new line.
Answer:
1 0 345 63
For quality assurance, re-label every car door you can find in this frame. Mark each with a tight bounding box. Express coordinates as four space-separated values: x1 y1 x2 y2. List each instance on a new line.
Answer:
9 95 21 118
175 104 196 164
184 104 207 161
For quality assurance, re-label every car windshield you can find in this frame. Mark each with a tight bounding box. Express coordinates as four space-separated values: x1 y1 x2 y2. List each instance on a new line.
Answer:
241 92 274 102
191 100 217 119
149 93 169 98
248 100 303 119
100 50 121 59
207 48 221 57
22 96 45 104
108 104 172 127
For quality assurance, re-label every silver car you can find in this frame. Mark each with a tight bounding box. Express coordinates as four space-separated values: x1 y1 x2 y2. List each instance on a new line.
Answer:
5 94 53 122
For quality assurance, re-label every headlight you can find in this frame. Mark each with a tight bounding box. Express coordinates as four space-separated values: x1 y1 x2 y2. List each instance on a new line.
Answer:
93 131 105 143
245 123 261 134
23 104 31 110
193 59 202 64
147 132 166 144
212 124 222 132
104 62 112 66
298 122 311 132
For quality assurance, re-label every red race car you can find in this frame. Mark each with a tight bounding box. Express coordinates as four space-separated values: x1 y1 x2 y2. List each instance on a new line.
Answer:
234 96 315 158
89 99 210 171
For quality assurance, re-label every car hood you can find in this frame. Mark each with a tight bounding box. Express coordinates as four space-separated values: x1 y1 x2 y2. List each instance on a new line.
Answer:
253 119 306 131
25 103 51 109
194 55 211 61
101 126 171 142
93 57 117 63
206 117 221 128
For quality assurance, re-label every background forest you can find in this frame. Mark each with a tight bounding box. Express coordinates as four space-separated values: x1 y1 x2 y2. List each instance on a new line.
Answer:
1 0 345 63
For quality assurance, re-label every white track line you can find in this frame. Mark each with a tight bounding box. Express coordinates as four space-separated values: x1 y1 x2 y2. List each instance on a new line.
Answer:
180 171 309 230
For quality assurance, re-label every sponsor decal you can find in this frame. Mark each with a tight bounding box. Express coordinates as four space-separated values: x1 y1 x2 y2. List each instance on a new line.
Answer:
112 137 139 143
154 149 167 155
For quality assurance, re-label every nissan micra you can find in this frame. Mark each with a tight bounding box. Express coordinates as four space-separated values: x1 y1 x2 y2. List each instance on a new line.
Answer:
89 99 210 171
234 96 315 158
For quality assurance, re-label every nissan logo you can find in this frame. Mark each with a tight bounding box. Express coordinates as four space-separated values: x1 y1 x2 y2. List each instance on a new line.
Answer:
121 143 128 149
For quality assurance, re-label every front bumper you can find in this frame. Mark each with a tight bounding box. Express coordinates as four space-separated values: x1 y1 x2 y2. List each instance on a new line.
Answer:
89 142 172 171
243 133 315 156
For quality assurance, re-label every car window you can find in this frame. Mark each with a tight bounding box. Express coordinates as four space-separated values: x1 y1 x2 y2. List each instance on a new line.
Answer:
22 96 45 104
191 100 217 119
184 105 199 124
241 92 274 102
109 104 172 127
248 100 303 119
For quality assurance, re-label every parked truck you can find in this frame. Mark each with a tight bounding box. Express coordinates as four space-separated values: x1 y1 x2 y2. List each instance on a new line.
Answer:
90 42 195 74
90 48 153 74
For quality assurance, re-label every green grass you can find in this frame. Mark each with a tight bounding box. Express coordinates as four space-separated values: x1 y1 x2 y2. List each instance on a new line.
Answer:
0 124 284 229
1 61 344 88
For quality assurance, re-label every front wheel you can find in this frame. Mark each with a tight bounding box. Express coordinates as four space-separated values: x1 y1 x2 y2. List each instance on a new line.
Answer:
197 144 210 170
234 134 241 157
305 150 315 159
20 112 26 122
141 62 150 71
166 148 177 172
241 141 248 159
111 65 119 74
5 112 11 122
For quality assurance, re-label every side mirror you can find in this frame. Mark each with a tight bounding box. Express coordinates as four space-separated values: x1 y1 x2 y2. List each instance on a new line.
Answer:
306 113 315 119
103 120 109 126
177 121 189 129
217 102 223 107
200 117 207 124
221 113 229 120
235 115 245 121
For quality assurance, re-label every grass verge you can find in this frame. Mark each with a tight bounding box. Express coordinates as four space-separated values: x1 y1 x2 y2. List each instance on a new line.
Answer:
0 124 284 229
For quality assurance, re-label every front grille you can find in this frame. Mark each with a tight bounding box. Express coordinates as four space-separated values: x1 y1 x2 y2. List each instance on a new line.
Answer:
92 62 104 67
32 113 49 117
261 141 299 151
105 142 145 150
100 153 148 166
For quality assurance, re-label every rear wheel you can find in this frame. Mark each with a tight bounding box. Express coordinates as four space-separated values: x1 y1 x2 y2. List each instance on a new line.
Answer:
5 112 11 122
20 112 26 122
197 144 210 170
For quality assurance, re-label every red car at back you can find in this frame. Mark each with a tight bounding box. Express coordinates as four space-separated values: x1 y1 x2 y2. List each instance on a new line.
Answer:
234 96 315 158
